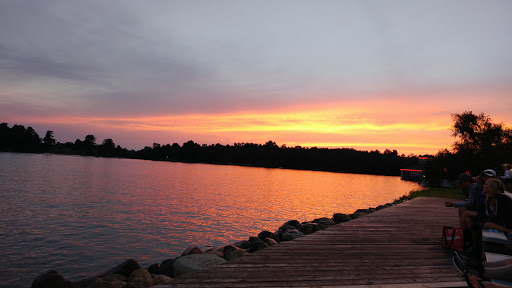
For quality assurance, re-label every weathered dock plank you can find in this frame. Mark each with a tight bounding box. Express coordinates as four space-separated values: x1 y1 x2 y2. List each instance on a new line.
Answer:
168 197 466 287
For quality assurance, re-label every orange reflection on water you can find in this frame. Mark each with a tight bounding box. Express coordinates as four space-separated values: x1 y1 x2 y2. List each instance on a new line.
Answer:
2 153 422 285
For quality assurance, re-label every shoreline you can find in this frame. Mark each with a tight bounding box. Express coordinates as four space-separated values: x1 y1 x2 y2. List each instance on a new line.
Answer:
32 198 406 288
1 151 413 178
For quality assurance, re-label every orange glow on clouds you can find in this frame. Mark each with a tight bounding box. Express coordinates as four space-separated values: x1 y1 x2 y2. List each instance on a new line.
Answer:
19 97 461 155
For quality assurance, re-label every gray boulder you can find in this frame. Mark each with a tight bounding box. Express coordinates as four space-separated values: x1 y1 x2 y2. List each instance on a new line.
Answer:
173 254 226 277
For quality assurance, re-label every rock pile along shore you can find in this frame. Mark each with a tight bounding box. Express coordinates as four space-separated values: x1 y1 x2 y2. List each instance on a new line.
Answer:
31 200 403 288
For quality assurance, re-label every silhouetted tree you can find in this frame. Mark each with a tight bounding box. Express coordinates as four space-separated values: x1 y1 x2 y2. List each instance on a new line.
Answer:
450 111 511 170
84 135 96 146
423 111 512 184
99 138 115 157
1 122 424 177
0 122 10 150
43 130 56 147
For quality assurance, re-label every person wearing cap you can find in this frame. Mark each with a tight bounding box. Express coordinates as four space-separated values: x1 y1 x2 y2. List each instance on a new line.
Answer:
482 169 497 182
456 170 498 229
445 173 477 214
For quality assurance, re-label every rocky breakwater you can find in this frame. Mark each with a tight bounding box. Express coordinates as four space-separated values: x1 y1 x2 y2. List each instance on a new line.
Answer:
31 201 400 288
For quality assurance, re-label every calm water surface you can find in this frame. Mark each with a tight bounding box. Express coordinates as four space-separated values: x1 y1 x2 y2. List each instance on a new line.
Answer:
0 152 420 287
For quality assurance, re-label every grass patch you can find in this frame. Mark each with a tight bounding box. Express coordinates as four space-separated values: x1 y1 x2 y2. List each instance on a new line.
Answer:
398 186 466 201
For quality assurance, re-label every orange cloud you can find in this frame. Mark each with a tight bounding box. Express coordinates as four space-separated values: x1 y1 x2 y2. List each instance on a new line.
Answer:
18 87 512 156
19 97 457 155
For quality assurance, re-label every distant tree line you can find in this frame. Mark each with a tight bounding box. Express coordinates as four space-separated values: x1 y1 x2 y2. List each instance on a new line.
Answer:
3 111 509 181
0 122 420 176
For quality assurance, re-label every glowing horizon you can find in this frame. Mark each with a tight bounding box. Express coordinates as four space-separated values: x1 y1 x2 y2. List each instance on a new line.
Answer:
6 98 462 156
1 1 511 157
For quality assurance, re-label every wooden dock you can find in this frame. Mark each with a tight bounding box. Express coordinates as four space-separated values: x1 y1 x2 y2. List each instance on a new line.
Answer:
168 197 467 287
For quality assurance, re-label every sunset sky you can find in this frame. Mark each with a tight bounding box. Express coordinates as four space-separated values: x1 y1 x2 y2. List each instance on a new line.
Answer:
1 1 511 155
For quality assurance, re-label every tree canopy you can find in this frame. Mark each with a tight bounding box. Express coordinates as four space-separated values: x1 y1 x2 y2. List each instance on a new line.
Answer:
0 122 419 176
2 111 510 182
423 111 512 184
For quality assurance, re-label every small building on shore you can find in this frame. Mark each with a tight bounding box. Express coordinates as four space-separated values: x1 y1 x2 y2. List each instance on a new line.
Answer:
400 155 431 182
400 168 423 182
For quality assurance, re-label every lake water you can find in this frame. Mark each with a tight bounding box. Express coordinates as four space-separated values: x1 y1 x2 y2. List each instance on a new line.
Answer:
0 152 421 287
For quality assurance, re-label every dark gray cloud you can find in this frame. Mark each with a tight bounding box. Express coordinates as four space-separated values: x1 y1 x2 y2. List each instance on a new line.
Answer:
1 0 512 120
0 45 100 82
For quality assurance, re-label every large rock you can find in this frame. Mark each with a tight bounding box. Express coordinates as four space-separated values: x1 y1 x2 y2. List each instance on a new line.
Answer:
299 222 320 235
257 230 275 240
205 248 224 258
75 259 139 288
279 220 302 232
249 236 269 252
173 254 226 277
223 245 246 261
147 263 160 274
351 211 367 219
313 217 335 226
31 270 76 288
157 258 176 278
281 228 305 241
181 246 204 256
333 213 352 223
355 208 370 214
127 269 152 288
263 238 278 246
233 240 251 250
282 220 301 228
151 275 173 285
100 259 139 278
